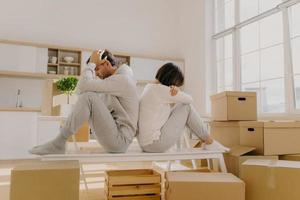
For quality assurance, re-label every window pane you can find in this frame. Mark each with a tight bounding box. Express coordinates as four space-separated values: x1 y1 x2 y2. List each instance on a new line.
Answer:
239 0 281 22
260 12 283 48
241 22 259 54
217 61 225 88
240 0 259 21
224 58 233 86
215 0 235 32
241 52 260 84
259 0 281 13
224 35 233 59
261 79 285 113
289 3 300 38
260 45 284 80
224 0 235 29
294 75 300 109
216 35 233 60
292 37 300 75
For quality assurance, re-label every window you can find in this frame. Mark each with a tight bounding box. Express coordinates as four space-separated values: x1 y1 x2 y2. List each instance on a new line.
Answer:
212 0 300 115
215 0 235 32
240 13 285 113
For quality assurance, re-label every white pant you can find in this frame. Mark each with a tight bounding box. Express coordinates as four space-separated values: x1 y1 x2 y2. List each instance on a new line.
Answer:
142 104 209 152
62 92 133 153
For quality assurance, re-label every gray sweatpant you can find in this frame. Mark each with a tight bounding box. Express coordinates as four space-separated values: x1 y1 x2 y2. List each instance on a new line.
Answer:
61 92 133 153
142 104 210 153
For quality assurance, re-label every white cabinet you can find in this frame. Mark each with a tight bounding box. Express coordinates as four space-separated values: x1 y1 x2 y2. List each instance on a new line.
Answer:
0 112 38 159
0 43 48 73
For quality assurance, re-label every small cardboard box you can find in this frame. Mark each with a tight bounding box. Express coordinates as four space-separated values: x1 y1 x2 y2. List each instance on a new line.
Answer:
209 121 240 147
241 159 300 200
10 161 80 200
224 146 278 177
240 121 300 155
165 172 245 200
210 91 257 121
105 169 161 200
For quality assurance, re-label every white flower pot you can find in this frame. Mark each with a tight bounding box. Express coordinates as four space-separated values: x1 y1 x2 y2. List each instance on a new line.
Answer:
60 104 74 117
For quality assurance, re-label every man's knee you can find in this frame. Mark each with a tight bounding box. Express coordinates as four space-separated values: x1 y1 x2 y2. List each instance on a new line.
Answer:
78 92 100 103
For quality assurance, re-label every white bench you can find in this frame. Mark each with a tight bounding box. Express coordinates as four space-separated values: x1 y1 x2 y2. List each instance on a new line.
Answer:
41 149 227 172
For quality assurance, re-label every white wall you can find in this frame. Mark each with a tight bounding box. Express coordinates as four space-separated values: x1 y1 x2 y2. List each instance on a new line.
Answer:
0 0 208 112
177 0 207 114
0 0 181 59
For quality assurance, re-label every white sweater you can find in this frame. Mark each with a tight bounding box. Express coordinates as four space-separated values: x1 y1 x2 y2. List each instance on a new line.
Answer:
138 83 193 147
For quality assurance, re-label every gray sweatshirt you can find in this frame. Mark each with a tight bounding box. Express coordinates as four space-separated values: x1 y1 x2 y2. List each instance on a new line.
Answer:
77 64 139 137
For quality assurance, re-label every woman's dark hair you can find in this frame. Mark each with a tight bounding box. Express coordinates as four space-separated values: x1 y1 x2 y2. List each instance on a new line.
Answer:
86 49 117 66
155 63 184 87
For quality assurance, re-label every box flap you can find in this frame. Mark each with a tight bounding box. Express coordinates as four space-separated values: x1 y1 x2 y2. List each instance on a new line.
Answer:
242 159 300 169
229 145 256 157
242 159 276 167
239 121 264 127
13 161 79 171
209 121 240 127
166 172 243 183
264 121 300 128
210 91 256 100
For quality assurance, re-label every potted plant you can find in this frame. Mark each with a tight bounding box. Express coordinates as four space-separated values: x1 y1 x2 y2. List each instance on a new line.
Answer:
56 76 78 116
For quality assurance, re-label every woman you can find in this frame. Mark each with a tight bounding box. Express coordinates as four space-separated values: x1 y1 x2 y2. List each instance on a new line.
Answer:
138 63 228 152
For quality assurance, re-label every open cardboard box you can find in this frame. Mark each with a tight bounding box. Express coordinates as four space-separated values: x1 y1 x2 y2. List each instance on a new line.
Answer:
165 171 245 200
241 159 300 200
224 145 278 177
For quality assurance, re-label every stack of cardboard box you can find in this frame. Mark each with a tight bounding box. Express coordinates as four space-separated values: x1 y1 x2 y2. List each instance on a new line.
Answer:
209 91 300 200
210 91 280 177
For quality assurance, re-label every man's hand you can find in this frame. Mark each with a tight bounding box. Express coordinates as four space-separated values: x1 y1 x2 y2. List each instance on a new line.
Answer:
94 65 102 78
170 85 179 96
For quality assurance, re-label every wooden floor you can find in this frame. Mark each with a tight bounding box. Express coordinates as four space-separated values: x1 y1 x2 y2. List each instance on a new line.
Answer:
0 159 154 200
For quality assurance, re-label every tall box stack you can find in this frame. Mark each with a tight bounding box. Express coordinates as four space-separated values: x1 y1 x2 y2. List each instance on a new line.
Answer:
210 91 257 148
210 91 262 176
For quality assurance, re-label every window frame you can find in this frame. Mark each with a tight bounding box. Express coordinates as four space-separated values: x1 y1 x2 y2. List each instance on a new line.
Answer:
211 0 300 118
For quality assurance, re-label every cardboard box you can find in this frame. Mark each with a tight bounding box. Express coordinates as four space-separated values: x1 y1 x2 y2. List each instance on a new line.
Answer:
224 146 278 177
240 121 300 155
165 172 245 200
10 161 80 200
241 159 300 200
105 169 161 200
209 121 240 147
210 91 257 121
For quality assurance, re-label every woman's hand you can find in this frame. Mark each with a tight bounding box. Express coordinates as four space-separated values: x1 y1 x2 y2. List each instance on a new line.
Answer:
170 85 179 96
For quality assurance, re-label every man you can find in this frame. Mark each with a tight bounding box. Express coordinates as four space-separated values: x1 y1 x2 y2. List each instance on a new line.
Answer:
30 50 139 155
